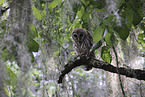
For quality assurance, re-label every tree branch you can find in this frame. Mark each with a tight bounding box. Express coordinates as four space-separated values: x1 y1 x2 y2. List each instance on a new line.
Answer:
57 53 145 84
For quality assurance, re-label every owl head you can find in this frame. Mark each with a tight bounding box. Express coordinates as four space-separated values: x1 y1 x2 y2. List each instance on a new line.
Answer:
71 28 87 43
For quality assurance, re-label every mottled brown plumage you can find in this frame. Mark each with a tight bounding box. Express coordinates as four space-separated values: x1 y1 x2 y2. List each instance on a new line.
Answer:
71 28 95 71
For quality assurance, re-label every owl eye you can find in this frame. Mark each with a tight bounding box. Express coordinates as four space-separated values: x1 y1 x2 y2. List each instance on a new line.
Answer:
79 34 83 37
74 34 77 38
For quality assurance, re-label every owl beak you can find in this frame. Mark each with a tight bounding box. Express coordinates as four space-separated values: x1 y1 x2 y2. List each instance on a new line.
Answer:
78 38 80 41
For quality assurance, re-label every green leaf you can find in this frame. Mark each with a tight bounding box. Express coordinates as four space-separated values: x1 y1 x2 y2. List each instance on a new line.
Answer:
108 28 117 33
138 33 144 43
73 19 81 28
49 0 62 9
113 24 129 40
32 6 42 20
105 32 112 46
101 19 110 26
132 11 143 26
0 0 4 5
77 6 85 19
93 26 105 43
81 0 90 6
30 24 38 38
74 22 81 28
127 10 133 28
27 39 39 52
101 46 112 63
90 0 105 9
107 28 119 46
82 21 88 29
99 14 114 26
105 14 114 22
82 12 90 21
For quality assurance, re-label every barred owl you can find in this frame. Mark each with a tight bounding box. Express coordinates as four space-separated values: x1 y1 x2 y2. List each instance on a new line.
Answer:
71 28 95 71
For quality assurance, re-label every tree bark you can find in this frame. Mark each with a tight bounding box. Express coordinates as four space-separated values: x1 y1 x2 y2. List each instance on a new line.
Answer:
58 53 145 84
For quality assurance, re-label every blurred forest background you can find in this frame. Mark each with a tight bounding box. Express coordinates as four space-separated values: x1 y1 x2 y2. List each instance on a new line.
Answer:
0 0 145 97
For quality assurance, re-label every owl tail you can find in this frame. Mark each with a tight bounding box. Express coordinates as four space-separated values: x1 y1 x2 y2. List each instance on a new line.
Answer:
83 52 95 71
83 65 92 71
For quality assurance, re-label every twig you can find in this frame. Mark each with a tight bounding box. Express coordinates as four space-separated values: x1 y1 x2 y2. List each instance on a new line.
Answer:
111 35 126 97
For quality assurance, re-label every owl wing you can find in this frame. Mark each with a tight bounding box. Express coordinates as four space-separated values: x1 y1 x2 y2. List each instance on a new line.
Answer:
86 31 94 47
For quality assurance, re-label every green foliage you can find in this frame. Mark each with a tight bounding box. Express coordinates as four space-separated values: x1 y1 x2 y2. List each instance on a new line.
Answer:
101 46 112 63
6 67 17 85
30 24 38 38
127 10 133 28
1 48 9 61
49 0 62 9
77 6 85 19
105 32 112 46
27 39 39 52
0 0 4 5
82 12 90 21
132 11 143 26
93 26 105 43
138 32 145 44
32 6 42 20
113 24 130 40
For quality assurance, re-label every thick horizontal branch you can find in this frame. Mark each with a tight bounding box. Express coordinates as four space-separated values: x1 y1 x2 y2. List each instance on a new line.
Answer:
57 54 145 84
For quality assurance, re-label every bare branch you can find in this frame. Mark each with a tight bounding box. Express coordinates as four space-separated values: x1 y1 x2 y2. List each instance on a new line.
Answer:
58 53 145 84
